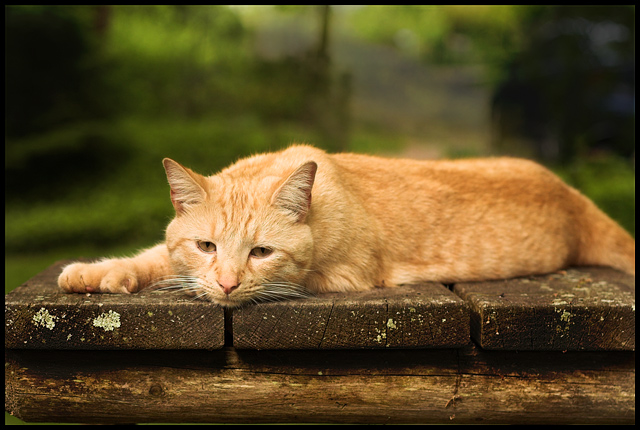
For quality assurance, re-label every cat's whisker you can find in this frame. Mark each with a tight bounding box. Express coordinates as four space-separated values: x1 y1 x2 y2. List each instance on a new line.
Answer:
149 275 314 305
150 275 196 281
151 286 198 294
191 293 209 302
150 275 198 284
257 290 311 299
261 282 314 294
249 281 315 304
148 276 207 302
152 284 194 291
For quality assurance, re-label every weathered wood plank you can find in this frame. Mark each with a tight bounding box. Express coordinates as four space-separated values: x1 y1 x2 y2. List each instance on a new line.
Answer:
454 267 635 351
6 262 634 351
4 260 225 350
232 283 469 349
5 344 634 424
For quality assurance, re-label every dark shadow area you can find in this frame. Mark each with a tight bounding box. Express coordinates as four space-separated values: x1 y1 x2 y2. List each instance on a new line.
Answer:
5 131 133 204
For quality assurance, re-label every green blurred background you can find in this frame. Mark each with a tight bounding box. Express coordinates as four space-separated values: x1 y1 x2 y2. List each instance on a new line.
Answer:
4 5 635 424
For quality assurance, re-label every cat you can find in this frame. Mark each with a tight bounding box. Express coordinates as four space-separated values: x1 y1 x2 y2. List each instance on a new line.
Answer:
58 144 635 307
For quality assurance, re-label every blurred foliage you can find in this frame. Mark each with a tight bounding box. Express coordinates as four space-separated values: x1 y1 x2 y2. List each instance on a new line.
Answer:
350 5 526 65
491 6 635 162
104 5 249 117
350 5 635 163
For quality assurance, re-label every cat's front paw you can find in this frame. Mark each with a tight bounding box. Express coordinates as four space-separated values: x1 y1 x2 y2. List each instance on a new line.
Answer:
58 260 140 294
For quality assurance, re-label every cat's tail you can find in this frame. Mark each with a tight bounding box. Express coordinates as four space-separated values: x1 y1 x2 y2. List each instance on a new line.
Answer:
574 191 635 276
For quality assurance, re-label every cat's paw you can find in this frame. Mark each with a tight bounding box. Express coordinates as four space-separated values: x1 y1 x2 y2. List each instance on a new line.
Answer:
58 260 140 294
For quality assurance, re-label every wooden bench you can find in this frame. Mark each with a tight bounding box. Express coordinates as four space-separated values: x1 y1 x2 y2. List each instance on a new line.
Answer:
5 260 635 424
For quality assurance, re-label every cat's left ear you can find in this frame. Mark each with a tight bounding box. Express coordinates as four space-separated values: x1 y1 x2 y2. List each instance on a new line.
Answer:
271 161 317 222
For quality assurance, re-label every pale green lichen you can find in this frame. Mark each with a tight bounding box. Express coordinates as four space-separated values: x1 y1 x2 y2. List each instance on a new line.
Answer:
93 310 121 331
374 327 387 343
555 309 573 336
32 308 57 330
560 310 572 323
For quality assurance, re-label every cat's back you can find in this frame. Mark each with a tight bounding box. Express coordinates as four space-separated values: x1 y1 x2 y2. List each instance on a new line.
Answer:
220 146 564 208
331 151 554 182
220 144 551 185
220 145 331 180
327 150 566 206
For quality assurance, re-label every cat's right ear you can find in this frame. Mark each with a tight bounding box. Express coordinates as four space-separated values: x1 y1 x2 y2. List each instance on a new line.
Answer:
162 158 207 214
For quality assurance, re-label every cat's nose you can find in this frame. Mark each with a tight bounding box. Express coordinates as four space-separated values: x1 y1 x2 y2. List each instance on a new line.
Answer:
217 278 240 295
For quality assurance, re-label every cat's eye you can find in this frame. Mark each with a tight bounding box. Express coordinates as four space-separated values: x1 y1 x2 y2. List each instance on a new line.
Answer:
250 247 273 259
197 241 217 253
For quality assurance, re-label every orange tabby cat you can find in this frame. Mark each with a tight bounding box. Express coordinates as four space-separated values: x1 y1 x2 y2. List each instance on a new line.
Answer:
58 145 635 307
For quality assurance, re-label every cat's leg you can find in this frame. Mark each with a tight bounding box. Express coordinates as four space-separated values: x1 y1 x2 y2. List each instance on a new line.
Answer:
58 244 172 294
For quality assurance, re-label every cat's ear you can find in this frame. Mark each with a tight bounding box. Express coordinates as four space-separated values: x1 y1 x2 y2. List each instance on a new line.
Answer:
271 161 317 222
162 158 207 214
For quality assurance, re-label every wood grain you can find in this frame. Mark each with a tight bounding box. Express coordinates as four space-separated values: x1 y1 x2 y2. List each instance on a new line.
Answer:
4 260 225 349
5 262 635 351
5 344 634 424
454 267 635 350
232 283 470 349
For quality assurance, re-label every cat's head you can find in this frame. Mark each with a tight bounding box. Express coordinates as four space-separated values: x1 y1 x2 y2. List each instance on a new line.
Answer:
162 158 317 307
